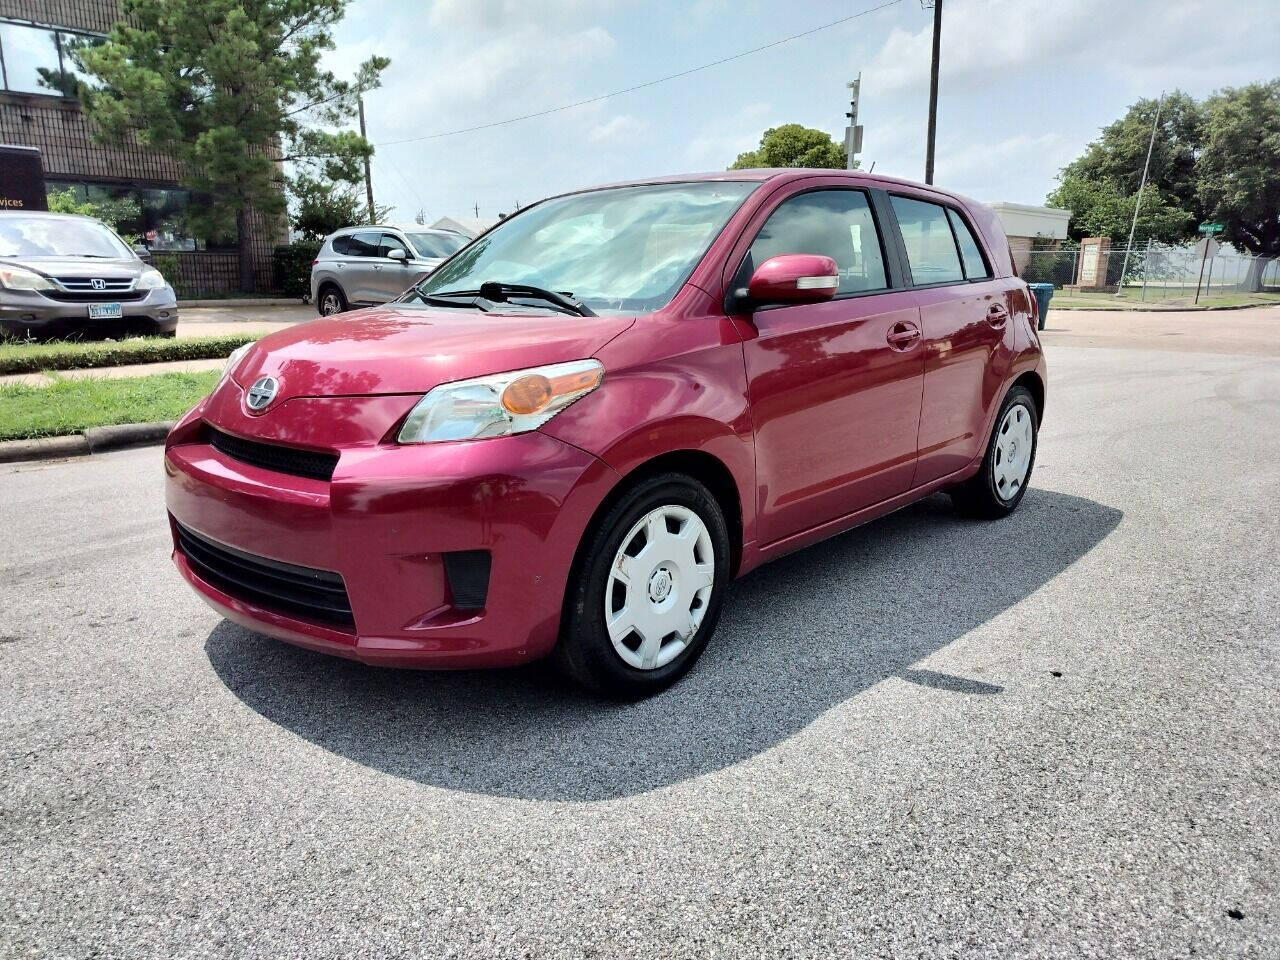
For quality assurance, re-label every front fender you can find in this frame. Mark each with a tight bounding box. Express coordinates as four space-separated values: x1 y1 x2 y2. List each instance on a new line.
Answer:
541 308 757 546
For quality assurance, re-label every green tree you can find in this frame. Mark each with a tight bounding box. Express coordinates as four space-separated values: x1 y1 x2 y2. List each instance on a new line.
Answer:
288 174 391 241
730 124 850 170
1049 174 1195 245
1197 80 1280 289
80 0 388 292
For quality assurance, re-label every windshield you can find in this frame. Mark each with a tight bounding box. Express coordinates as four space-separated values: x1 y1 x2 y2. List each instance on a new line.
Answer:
408 181 756 315
408 232 467 259
0 216 133 259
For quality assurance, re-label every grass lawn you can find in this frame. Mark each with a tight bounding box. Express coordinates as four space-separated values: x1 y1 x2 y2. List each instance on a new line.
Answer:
1050 290 1280 311
0 333 261 375
0 371 218 441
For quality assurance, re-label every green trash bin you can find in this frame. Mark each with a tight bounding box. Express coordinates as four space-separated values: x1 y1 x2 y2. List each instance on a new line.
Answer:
1027 283 1053 331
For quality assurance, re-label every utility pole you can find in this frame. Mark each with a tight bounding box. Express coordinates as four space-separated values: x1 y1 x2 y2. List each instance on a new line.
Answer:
1116 91 1164 295
357 94 375 224
473 202 480 218
844 74 863 170
923 0 942 184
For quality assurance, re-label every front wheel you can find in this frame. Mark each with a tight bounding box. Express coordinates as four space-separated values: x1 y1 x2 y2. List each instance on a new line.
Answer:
950 385 1039 518
557 474 731 698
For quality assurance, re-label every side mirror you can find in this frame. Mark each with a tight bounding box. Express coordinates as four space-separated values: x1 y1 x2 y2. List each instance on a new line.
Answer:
133 244 152 260
386 247 409 262
746 254 839 305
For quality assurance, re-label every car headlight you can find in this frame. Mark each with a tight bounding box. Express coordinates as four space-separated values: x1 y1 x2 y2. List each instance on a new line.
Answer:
135 268 167 290
220 342 256 383
398 359 604 444
0 264 55 291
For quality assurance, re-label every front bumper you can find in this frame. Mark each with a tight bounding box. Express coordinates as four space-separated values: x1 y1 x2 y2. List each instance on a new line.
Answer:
163 392 619 668
0 286 178 339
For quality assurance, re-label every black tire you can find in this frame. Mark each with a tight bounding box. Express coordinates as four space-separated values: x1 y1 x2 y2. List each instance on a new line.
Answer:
556 473 732 698
317 284 348 316
950 385 1039 519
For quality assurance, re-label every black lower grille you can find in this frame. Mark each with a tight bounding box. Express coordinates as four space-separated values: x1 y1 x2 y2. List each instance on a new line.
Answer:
207 427 338 482
443 550 492 611
43 290 148 302
176 523 354 628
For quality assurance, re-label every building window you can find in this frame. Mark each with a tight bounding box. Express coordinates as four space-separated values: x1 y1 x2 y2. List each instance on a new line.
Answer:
0 20 105 98
45 180 235 251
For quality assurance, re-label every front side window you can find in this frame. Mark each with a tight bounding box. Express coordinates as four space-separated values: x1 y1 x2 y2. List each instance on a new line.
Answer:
379 233 408 257
739 189 888 295
0 216 132 258
890 195 965 285
407 232 467 259
412 181 756 315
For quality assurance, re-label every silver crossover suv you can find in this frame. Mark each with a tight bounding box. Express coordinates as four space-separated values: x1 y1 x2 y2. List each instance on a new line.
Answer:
310 224 468 315
0 212 178 340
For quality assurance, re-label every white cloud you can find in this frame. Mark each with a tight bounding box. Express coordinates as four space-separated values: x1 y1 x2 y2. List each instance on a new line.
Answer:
587 114 648 144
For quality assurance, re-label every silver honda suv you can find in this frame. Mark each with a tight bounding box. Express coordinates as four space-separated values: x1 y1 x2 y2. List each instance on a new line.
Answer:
0 212 178 340
310 224 468 316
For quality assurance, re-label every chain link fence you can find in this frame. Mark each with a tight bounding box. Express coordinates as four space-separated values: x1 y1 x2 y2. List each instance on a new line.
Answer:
1021 242 1280 307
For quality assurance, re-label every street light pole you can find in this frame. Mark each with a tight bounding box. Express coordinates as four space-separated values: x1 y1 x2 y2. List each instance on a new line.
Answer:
845 74 863 170
924 0 942 184
358 94 375 224
1115 91 1164 295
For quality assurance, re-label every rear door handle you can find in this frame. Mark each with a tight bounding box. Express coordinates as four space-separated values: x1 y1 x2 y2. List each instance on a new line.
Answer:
886 320 921 350
987 303 1009 326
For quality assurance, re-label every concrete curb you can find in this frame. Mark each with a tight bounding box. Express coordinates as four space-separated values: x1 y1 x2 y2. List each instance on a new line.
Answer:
0 420 174 465
178 297 305 308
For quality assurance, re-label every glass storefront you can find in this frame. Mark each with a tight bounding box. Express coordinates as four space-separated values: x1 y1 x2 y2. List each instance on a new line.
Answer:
45 180 232 252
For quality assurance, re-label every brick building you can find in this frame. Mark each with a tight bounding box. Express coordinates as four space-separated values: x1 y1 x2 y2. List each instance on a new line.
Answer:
0 0 287 294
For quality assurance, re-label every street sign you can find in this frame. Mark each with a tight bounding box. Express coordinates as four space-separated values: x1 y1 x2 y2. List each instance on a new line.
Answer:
1194 237 1220 259
1198 222 1224 234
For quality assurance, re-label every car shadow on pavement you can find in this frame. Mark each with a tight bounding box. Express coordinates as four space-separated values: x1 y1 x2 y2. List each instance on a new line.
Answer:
205 489 1121 802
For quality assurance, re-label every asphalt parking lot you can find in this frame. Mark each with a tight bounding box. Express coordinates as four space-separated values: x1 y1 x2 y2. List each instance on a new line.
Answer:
1 314 1277 958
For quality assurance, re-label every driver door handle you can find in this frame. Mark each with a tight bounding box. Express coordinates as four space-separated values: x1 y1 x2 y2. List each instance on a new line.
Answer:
886 320 921 350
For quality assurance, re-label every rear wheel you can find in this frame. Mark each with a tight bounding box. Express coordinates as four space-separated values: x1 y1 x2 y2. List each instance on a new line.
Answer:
950 385 1039 518
557 474 731 698
317 284 347 316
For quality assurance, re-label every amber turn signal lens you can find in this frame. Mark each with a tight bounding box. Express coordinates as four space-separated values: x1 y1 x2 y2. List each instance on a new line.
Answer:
501 374 554 414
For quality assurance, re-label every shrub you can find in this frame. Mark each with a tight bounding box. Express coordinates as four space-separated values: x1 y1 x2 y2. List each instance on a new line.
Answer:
274 242 321 299
0 334 260 375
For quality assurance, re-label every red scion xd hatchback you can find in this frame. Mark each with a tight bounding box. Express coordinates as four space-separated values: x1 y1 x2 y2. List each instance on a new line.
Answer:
165 170 1046 696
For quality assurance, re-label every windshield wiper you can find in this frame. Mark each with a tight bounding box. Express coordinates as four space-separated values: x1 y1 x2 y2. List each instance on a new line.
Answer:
401 290 489 311
475 282 596 317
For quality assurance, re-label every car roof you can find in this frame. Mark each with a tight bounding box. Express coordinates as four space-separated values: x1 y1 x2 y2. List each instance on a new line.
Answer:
0 211 103 223
560 168 979 208
331 224 455 235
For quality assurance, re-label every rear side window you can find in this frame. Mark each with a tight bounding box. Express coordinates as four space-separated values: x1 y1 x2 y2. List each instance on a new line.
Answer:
740 189 888 295
946 208 991 279
345 231 382 257
330 235 350 255
890 195 964 285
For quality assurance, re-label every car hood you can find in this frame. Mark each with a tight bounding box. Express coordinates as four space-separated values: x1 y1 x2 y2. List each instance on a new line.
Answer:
1 256 144 279
230 304 635 399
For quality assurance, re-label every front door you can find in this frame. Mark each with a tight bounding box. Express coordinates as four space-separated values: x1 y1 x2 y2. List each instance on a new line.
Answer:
729 187 925 545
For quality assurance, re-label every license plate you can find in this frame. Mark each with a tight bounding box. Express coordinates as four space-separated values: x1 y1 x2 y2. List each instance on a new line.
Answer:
88 303 123 320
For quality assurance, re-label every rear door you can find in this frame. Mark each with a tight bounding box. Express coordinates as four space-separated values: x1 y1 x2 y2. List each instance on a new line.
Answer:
886 193 1011 485
726 181 925 545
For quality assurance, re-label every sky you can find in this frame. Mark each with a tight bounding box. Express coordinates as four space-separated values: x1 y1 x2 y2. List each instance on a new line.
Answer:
326 0 1278 224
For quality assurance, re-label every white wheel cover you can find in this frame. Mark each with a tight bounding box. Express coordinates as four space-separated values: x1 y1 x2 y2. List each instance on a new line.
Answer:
993 402 1034 501
605 504 716 671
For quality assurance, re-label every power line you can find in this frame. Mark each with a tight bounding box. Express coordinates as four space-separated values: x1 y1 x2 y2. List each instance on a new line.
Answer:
375 0 906 147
